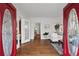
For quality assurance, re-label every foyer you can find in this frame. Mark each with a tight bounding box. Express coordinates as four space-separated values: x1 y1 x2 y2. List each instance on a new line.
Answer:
14 3 66 56
1 3 79 56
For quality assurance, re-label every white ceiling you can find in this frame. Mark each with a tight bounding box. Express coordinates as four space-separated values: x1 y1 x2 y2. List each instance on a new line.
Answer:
14 3 67 17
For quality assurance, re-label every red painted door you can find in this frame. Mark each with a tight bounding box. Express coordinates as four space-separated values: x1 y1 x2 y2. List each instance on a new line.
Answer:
0 3 16 56
64 3 79 56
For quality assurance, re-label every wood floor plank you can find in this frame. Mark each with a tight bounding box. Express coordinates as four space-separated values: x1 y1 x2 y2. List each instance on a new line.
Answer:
16 40 59 56
16 36 59 56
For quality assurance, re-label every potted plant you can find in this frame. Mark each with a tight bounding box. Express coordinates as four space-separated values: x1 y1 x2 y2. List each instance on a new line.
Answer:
43 32 49 38
55 24 60 34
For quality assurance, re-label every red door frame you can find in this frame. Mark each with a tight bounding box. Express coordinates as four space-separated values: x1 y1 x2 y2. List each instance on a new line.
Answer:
0 3 16 56
63 3 79 56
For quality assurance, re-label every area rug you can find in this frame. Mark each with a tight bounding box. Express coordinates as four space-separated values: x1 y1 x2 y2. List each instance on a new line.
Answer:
51 43 63 55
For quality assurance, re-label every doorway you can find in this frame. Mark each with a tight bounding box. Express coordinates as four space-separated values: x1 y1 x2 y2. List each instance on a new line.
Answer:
19 20 21 47
34 23 41 40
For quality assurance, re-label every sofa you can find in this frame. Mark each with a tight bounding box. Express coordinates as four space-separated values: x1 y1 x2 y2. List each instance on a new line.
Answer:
50 32 63 42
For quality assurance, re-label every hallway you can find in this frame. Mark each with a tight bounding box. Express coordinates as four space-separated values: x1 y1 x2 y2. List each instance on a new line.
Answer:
15 3 65 56
16 34 59 56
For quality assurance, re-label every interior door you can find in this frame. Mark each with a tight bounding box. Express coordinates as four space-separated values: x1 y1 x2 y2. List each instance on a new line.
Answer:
21 19 30 43
0 3 16 56
64 3 79 56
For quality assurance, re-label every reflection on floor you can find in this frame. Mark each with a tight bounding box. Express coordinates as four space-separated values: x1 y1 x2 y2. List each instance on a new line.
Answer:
16 39 60 56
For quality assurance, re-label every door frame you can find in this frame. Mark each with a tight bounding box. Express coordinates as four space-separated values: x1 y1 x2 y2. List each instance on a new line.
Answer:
21 19 30 44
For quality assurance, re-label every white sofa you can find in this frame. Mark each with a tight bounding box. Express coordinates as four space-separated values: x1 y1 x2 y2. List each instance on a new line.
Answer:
50 33 63 42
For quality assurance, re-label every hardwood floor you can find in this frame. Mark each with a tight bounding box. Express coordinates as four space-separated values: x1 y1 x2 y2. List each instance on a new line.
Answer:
16 35 59 56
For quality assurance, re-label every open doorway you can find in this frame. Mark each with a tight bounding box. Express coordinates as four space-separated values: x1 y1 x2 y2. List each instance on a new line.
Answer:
34 23 41 40
19 20 21 47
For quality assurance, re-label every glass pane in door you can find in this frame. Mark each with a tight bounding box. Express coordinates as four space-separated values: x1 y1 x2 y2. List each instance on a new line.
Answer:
68 9 79 56
2 9 13 56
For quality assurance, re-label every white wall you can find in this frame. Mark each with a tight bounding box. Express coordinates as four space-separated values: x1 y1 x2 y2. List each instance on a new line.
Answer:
29 17 63 39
